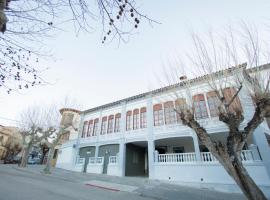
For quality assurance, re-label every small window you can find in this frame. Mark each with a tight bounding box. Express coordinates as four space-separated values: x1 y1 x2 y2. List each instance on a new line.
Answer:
87 120 93 137
223 87 242 113
81 121 88 138
175 98 187 123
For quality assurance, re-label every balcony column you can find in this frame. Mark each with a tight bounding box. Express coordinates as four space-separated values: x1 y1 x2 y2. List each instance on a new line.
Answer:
94 145 99 158
146 95 155 179
252 127 270 176
118 140 126 176
192 132 201 162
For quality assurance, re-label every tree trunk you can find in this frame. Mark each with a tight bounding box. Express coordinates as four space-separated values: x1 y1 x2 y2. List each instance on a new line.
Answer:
223 156 267 200
43 147 55 174
19 144 32 168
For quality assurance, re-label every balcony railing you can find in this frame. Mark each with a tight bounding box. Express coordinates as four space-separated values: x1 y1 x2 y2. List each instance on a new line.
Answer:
156 150 258 164
76 157 85 164
88 157 104 165
109 156 118 164
158 153 196 163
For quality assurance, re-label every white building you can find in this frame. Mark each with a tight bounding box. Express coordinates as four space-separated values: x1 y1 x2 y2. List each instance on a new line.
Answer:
56 64 270 193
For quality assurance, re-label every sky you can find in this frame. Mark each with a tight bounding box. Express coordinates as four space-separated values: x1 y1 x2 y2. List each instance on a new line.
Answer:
0 0 270 126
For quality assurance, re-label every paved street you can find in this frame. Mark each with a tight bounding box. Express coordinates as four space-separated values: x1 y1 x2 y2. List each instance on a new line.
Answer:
0 165 245 200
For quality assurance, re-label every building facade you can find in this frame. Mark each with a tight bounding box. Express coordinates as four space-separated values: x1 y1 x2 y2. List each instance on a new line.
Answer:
56 64 270 192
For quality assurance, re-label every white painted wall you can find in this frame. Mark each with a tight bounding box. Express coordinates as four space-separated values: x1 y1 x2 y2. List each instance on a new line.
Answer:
86 164 103 174
154 163 270 186
55 146 75 170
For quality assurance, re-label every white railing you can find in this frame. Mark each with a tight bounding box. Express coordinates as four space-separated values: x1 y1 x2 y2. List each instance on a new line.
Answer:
201 152 218 162
241 150 254 162
158 153 196 163
76 157 85 164
88 157 104 165
201 150 256 163
109 156 118 164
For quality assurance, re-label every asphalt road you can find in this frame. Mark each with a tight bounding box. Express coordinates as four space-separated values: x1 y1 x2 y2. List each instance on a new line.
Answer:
0 165 245 200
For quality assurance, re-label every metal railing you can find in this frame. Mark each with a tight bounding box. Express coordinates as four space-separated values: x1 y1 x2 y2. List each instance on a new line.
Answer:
76 157 85 164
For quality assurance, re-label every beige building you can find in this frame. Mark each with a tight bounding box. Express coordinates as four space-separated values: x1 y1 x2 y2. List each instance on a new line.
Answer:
0 125 22 162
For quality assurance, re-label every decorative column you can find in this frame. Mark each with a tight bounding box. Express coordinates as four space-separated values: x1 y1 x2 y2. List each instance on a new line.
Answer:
118 101 127 177
146 95 155 179
192 132 201 162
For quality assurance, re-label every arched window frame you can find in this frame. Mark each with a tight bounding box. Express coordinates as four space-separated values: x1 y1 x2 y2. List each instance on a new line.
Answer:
133 109 140 130
100 117 107 135
175 98 187 123
140 107 147 129
193 94 208 119
92 118 99 136
153 104 164 126
87 120 93 137
81 121 88 138
126 111 132 131
107 115 114 133
207 91 220 117
114 113 121 132
164 101 176 125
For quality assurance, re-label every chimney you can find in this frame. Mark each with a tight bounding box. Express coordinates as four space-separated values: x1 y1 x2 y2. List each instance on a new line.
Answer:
179 75 187 81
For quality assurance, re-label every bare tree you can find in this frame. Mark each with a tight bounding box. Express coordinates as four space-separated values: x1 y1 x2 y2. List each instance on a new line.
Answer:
43 97 81 174
0 0 157 94
160 25 270 200
18 106 56 167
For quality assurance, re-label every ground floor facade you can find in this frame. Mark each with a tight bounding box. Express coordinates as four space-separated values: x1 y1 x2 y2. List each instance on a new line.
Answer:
55 125 270 194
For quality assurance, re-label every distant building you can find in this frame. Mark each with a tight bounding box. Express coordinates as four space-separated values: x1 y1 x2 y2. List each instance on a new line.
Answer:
0 125 22 163
56 64 270 192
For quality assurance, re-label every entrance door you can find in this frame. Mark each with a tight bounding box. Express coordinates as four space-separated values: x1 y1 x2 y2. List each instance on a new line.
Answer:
103 151 110 174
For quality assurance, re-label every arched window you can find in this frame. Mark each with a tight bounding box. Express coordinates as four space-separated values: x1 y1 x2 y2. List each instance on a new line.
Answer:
107 115 114 133
114 113 121 132
100 117 107 135
164 101 176 125
87 120 93 137
223 87 242 113
207 91 220 117
126 111 132 131
140 107 147 128
92 118 99 136
175 98 187 123
153 104 164 126
81 121 88 138
133 109 139 130
193 94 208 119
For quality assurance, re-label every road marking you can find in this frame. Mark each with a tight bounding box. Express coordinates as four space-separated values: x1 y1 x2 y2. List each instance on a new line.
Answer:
84 180 138 192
